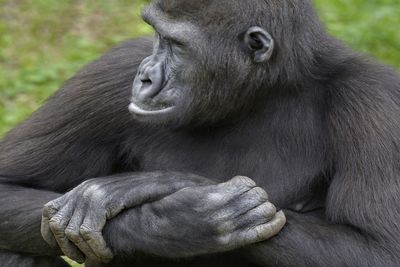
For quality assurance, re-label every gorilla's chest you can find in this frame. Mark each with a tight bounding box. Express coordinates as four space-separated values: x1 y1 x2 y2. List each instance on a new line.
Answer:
127 127 327 208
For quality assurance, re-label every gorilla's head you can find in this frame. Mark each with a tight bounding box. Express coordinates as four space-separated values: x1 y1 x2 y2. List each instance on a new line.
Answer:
129 0 326 127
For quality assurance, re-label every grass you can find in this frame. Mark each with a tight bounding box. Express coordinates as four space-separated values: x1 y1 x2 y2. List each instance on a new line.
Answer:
0 1 399 266
0 0 152 136
315 0 400 67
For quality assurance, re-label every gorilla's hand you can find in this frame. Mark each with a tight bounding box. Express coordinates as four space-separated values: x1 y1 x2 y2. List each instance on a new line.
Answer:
40 172 212 264
109 176 286 258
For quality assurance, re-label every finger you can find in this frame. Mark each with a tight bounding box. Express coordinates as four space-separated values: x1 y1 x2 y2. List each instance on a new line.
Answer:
214 187 268 223
64 202 101 263
239 210 286 244
205 176 257 208
226 176 256 187
80 207 113 262
80 227 114 263
221 176 257 196
234 187 269 214
49 206 85 263
41 202 60 247
235 202 277 229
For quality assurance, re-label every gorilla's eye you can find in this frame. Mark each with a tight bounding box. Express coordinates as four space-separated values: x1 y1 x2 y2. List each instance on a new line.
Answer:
168 38 185 48
166 38 186 55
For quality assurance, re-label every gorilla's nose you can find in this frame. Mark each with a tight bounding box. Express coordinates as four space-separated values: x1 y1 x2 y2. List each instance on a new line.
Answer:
140 78 152 87
136 62 164 101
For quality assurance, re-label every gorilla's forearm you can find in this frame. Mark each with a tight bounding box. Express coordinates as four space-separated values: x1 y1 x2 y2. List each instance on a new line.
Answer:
0 183 62 256
40 171 216 263
242 210 396 267
0 172 212 259
102 176 285 260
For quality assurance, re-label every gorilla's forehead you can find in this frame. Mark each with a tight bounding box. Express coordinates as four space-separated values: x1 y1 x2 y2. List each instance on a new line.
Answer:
149 0 312 21
143 0 319 43
149 0 258 22
155 0 213 13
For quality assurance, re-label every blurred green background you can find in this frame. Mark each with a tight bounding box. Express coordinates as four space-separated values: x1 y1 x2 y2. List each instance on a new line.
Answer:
0 0 399 265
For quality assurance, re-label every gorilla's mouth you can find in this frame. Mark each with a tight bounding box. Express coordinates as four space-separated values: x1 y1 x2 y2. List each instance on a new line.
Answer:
130 80 178 117
128 101 175 116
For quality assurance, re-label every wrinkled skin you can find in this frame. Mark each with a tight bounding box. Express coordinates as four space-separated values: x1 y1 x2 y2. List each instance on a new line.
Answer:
104 176 284 259
40 173 214 263
42 174 285 264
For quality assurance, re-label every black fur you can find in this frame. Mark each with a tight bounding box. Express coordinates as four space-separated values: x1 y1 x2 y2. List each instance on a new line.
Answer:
1 0 400 266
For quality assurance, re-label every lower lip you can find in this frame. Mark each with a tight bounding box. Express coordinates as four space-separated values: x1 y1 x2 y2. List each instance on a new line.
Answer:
128 102 175 116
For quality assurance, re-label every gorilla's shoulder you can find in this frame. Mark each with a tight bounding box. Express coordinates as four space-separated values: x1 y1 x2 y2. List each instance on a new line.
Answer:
106 37 154 58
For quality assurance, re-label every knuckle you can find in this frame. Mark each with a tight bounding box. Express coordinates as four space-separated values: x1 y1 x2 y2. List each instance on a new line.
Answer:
231 176 256 188
43 202 54 210
262 223 279 237
49 218 63 232
249 187 269 201
82 184 105 202
215 220 235 234
254 227 268 239
259 202 276 216
65 228 80 242
79 225 95 239
43 202 58 217
245 226 266 241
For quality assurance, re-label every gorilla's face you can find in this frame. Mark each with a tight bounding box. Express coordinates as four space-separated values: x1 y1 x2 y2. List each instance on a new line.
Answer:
129 31 186 125
129 1 275 127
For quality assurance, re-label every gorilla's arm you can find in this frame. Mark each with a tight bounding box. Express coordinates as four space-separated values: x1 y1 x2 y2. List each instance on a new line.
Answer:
101 176 285 260
243 187 400 267
241 101 400 267
40 172 217 263
0 38 152 257
243 211 398 267
101 174 399 267
0 183 63 256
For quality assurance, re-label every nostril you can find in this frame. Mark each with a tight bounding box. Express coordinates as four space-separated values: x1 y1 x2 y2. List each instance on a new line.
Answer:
141 79 152 87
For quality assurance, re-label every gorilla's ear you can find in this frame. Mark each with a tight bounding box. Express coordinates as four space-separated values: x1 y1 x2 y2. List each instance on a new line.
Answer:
244 27 274 63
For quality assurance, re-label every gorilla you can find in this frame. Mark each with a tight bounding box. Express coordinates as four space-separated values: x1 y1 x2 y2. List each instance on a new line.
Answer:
1 0 400 266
